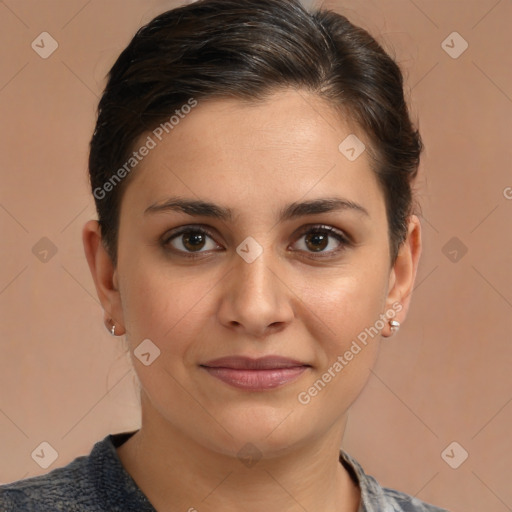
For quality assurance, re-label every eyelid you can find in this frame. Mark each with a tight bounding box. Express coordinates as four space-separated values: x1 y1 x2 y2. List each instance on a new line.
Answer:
293 223 351 243
162 224 221 247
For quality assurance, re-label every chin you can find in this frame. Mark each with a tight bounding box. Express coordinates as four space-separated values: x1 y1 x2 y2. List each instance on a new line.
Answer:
208 406 311 457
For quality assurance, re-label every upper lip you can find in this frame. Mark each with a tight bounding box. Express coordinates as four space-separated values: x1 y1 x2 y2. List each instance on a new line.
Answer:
201 356 310 370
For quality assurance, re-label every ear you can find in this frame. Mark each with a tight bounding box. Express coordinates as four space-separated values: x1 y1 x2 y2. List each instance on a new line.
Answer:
82 220 126 335
382 214 422 336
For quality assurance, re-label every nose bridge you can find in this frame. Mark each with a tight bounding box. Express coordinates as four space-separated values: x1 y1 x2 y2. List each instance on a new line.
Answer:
219 236 294 334
233 241 278 303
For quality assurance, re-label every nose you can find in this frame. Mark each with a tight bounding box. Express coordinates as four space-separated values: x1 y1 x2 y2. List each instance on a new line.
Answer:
217 247 295 338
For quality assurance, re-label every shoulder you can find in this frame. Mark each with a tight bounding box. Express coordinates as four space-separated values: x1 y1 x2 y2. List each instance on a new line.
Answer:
0 431 153 512
339 450 451 512
380 486 451 511
0 449 96 511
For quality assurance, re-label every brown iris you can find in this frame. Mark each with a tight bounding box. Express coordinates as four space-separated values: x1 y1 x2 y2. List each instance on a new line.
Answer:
182 232 207 252
305 231 328 252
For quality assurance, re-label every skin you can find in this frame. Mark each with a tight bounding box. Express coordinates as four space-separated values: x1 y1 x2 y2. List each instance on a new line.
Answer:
83 89 421 512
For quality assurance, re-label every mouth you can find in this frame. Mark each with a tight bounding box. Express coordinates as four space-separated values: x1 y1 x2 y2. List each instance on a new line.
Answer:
199 355 311 390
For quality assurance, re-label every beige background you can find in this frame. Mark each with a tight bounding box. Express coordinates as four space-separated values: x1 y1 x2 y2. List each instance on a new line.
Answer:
1 1 511 511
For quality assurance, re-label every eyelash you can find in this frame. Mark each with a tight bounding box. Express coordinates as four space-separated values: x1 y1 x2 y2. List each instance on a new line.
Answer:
161 224 352 260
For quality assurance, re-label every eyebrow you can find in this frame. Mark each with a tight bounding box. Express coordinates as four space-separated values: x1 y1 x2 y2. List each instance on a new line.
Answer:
144 196 369 222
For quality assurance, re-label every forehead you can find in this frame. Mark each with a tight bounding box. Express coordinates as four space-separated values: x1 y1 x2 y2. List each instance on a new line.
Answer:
121 89 385 221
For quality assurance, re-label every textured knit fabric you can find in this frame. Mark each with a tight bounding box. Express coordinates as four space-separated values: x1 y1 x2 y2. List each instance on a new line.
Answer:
0 430 450 511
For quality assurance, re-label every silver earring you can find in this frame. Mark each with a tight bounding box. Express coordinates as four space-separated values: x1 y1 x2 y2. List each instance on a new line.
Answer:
110 323 116 336
389 320 400 335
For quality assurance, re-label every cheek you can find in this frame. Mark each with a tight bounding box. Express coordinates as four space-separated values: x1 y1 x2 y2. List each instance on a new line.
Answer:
299 260 390 345
119 256 222 356
295 271 388 415
301 257 389 365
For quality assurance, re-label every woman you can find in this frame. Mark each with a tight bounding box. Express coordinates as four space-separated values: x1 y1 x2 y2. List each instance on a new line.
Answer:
0 0 450 510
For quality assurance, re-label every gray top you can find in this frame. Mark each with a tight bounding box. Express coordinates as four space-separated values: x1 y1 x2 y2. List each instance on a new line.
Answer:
0 431 450 511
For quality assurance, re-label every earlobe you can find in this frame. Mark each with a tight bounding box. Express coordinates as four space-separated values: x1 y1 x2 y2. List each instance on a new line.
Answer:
82 220 126 335
382 215 422 337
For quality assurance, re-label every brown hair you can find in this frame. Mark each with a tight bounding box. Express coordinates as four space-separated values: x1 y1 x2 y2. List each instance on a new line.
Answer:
89 0 422 264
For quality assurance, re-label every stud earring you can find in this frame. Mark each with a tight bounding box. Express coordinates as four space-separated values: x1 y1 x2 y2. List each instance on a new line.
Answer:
106 319 116 336
389 320 400 335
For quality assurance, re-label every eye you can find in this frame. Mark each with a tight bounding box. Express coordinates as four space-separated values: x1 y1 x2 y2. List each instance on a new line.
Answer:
162 226 221 257
161 224 351 259
290 225 351 256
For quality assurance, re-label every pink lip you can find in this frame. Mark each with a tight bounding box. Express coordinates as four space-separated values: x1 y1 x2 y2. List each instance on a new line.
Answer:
200 356 311 390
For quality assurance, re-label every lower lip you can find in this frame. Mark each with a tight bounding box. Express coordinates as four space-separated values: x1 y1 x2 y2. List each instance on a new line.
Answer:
201 366 309 390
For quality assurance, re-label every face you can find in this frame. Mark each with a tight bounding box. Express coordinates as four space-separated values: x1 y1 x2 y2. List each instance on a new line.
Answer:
85 89 420 459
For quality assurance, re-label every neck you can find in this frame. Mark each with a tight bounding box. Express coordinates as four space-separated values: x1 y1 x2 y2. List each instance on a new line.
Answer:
117 406 360 512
